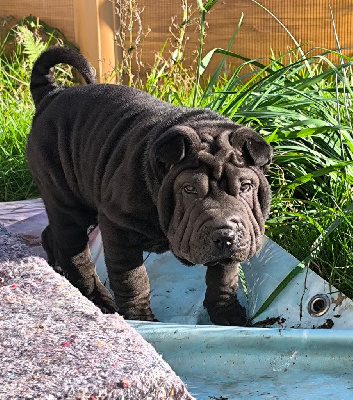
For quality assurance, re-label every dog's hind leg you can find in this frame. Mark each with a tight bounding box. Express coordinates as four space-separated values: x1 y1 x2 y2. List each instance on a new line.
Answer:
42 202 118 314
42 225 56 267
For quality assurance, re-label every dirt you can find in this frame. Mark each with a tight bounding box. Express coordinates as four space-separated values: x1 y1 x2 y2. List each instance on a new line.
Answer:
252 316 287 327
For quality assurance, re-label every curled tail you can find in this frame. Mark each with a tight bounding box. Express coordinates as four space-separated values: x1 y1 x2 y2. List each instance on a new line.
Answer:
30 46 96 107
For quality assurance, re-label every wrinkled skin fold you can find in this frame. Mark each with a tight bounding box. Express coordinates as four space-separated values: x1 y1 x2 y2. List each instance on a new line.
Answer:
26 47 272 326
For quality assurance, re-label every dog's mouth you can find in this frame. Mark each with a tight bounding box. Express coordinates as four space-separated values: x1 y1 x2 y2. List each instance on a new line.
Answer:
205 256 239 267
176 256 236 268
173 253 196 267
172 248 247 267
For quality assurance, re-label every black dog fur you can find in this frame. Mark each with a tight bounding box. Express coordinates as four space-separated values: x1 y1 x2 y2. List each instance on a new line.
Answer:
26 47 272 325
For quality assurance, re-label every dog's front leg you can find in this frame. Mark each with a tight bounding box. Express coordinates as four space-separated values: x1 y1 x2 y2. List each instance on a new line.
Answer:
98 213 155 321
203 263 247 326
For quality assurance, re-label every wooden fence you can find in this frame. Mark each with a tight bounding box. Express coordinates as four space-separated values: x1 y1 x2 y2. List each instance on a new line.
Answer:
1 0 352 82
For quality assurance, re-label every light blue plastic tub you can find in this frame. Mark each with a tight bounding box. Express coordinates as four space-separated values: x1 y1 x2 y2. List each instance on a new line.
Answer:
130 322 353 399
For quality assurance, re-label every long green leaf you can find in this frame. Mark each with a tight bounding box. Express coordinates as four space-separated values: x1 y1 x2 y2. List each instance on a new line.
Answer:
265 125 350 143
200 13 244 103
204 0 219 11
280 161 353 192
250 264 306 321
199 48 272 76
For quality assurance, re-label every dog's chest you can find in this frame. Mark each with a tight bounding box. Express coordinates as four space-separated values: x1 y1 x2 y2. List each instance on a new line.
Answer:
142 237 170 254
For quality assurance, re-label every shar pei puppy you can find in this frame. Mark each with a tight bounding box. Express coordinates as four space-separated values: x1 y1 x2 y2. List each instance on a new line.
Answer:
26 47 272 326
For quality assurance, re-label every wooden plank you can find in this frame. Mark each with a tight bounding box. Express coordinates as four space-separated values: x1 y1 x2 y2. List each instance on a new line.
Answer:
73 0 118 82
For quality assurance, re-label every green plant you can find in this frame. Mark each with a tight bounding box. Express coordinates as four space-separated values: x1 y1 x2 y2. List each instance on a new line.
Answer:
16 25 47 65
137 0 200 105
186 0 353 304
138 0 353 301
0 40 36 201
112 0 151 86
0 21 75 201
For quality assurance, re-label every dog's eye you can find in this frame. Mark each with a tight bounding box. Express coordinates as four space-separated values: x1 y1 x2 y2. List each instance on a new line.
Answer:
240 181 253 193
183 184 197 194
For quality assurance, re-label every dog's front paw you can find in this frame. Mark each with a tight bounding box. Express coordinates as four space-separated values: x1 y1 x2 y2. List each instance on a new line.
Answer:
207 302 247 326
88 282 118 314
120 306 156 322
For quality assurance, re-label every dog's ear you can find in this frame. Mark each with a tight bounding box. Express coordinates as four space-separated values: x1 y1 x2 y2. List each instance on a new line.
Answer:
152 125 202 169
230 127 272 172
243 136 272 171
155 134 186 165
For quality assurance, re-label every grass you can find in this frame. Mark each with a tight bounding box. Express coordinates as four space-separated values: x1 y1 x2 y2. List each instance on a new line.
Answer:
0 23 75 201
0 2 352 305
0 46 37 201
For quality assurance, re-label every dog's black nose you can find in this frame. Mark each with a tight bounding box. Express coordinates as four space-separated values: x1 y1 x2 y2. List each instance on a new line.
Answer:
212 229 236 252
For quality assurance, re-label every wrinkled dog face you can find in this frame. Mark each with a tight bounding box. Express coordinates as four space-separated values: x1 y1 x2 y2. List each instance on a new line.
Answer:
153 124 272 267
168 165 266 265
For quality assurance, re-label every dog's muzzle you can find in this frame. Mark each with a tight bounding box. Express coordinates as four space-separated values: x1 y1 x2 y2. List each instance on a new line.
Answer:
201 218 251 265
170 208 253 266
